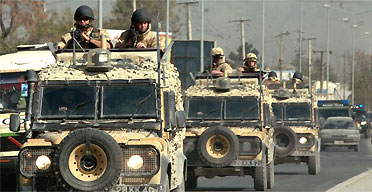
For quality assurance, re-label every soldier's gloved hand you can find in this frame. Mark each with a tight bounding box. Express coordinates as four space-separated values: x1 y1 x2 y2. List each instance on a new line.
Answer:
129 25 138 45
71 29 84 43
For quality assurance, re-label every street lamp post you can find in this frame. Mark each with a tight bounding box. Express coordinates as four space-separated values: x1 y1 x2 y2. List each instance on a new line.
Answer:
364 31 371 71
352 24 357 105
324 4 331 99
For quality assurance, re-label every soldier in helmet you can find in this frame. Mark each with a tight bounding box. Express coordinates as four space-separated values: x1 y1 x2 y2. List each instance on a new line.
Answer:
57 5 112 50
206 47 233 76
115 8 165 52
238 52 259 73
263 71 280 86
292 71 304 90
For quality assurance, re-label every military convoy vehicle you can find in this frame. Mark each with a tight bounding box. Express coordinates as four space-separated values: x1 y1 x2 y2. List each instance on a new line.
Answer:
267 82 320 175
183 73 276 191
9 43 186 191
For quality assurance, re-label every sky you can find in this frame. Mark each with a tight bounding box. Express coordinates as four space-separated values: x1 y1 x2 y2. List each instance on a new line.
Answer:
45 0 372 73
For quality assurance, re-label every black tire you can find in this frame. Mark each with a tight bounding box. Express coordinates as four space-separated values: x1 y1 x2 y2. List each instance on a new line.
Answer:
54 128 122 191
186 167 197 189
354 145 359 152
273 126 297 157
308 153 320 175
254 152 267 191
197 126 239 167
266 158 274 189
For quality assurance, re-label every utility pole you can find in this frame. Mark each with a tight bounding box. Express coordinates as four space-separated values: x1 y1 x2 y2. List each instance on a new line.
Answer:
178 1 198 40
98 0 103 28
276 31 290 81
303 38 316 94
343 54 346 99
132 0 136 12
231 18 251 64
313 50 329 95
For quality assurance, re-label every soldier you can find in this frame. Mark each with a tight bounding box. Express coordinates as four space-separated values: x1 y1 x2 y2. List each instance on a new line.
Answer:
263 71 280 86
206 47 233 76
238 52 259 73
292 71 304 91
115 9 165 52
57 5 113 49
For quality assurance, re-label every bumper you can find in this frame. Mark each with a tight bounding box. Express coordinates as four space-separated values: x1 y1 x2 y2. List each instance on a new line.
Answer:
110 184 163 192
290 149 317 156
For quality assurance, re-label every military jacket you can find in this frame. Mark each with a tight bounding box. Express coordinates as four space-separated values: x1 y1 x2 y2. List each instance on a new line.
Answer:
57 27 112 49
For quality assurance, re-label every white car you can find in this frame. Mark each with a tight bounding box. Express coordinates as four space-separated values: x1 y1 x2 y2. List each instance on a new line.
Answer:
320 117 360 152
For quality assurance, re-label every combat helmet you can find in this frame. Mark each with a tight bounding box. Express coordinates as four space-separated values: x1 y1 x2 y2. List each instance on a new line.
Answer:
74 5 94 20
268 71 278 78
244 52 257 62
131 8 152 25
293 71 303 81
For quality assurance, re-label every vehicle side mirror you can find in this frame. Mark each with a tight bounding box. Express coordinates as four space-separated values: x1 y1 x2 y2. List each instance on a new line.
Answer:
164 91 176 129
9 114 20 132
175 111 186 128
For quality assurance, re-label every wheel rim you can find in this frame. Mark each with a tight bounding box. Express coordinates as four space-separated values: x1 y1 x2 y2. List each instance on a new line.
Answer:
205 135 230 158
68 144 108 182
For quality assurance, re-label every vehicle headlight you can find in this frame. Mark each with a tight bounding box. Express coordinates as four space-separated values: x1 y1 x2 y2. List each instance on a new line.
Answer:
299 137 308 144
98 53 108 62
127 155 144 169
361 121 367 126
36 155 51 170
239 137 261 155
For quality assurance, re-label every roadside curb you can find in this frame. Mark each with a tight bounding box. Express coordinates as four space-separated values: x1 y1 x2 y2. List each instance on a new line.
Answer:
327 169 372 192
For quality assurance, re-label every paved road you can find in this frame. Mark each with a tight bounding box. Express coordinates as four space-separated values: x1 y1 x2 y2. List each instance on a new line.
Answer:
187 137 372 191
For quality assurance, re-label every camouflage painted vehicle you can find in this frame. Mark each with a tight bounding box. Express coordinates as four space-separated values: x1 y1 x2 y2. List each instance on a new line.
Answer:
9 45 186 191
183 73 276 191
267 82 320 175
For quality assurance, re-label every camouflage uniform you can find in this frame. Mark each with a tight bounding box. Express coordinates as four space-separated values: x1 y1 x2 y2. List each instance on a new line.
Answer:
115 24 165 51
263 78 280 86
57 27 112 49
215 61 233 75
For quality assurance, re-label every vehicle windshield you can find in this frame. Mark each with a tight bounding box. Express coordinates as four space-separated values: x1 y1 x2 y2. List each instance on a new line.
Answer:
187 97 258 120
0 72 27 113
318 108 350 119
225 97 258 120
353 110 367 120
187 98 222 120
102 85 156 118
323 120 355 129
40 86 95 118
272 103 311 121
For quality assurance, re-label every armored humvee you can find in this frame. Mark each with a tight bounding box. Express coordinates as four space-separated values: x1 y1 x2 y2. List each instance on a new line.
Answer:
183 73 276 191
9 45 186 191
268 82 320 175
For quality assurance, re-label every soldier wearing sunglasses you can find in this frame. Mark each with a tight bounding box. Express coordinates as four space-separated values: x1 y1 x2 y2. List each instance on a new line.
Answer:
57 5 112 50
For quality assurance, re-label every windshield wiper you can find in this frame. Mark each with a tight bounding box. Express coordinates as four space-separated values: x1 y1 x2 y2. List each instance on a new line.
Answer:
129 93 154 120
62 100 92 121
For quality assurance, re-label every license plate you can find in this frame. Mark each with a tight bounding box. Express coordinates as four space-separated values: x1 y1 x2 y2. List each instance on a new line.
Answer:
115 186 160 192
334 140 344 144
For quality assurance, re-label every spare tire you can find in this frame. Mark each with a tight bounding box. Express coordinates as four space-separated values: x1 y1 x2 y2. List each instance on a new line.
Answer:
273 126 297 157
54 128 122 191
197 126 239 167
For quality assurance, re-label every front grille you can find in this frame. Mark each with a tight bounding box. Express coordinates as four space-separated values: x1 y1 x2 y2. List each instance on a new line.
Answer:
332 135 348 138
122 146 159 177
19 147 54 177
